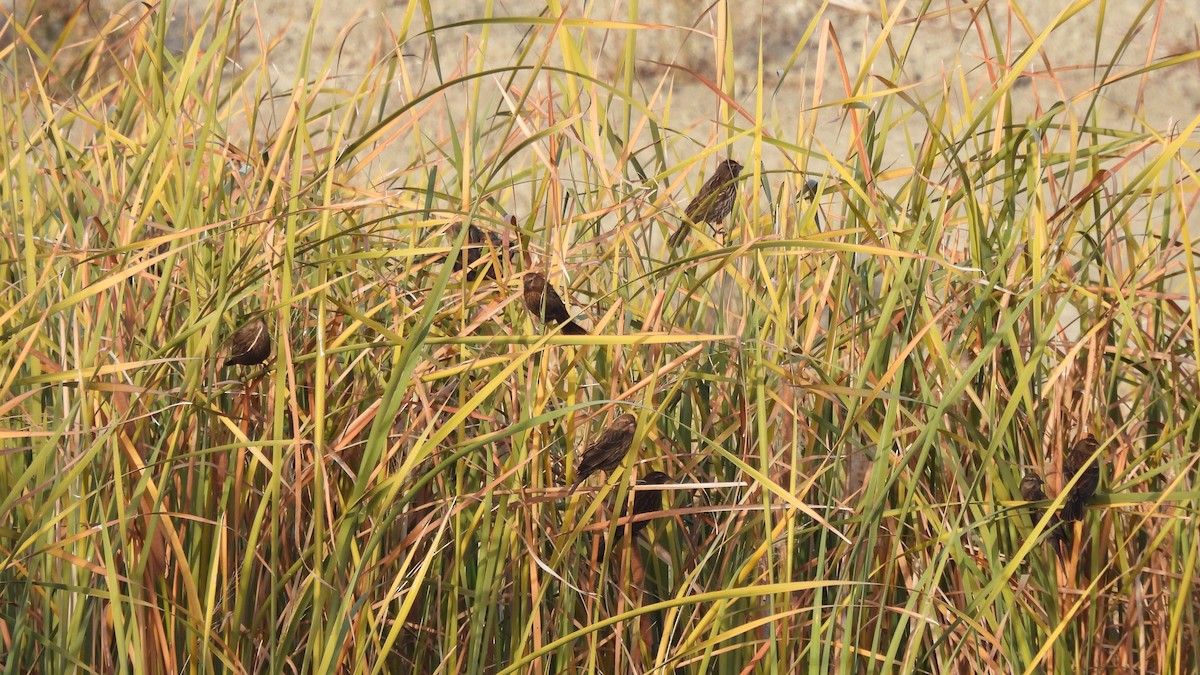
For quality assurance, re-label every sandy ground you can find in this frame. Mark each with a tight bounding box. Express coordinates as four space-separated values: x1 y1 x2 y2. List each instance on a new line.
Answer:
218 0 1200 132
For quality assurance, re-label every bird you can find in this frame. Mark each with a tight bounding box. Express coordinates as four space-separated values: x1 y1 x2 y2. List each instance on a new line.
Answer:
522 272 586 335
225 318 271 367
573 413 638 488
669 158 743 247
600 471 671 559
450 220 514 280
1020 471 1068 553
1019 471 1048 505
1061 436 1101 522
610 471 671 545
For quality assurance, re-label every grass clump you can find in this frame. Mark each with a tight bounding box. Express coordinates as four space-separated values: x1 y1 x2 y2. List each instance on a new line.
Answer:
1 0 1199 672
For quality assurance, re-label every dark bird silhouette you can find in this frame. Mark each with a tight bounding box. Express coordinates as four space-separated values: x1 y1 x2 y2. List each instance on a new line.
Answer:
611 471 671 544
574 413 638 487
523 272 586 335
1061 436 1101 522
669 158 743 247
1020 471 1068 553
225 318 271 367
601 471 671 558
450 220 515 280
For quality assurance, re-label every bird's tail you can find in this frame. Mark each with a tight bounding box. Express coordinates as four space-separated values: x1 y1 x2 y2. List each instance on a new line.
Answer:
566 478 584 499
1048 519 1073 561
597 530 628 561
561 320 587 336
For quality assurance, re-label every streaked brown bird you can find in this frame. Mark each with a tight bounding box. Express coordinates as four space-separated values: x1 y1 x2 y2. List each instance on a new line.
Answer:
225 318 271 367
450 219 515 280
669 158 743 247
523 272 586 335
1061 436 1101 522
574 413 638 487
1020 471 1068 553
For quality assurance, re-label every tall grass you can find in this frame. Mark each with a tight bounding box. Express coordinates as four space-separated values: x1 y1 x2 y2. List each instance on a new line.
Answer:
2 0 1198 672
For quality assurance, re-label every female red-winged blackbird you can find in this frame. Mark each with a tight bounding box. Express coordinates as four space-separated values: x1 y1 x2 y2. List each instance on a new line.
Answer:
669 158 743 247
225 318 271 367
599 471 672 559
522 272 586 335
450 219 515 280
1061 436 1100 522
574 413 638 487
1020 471 1068 553
611 471 671 544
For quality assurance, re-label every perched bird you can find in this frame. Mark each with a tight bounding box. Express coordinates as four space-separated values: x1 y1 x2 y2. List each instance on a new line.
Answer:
600 471 671 558
1061 436 1101 522
669 158 743 247
522 272 586 335
1020 471 1068 553
611 471 671 545
450 219 514 280
1019 471 1048 504
574 413 638 488
225 318 271 367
